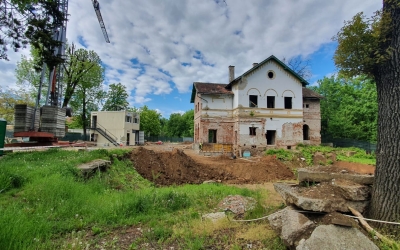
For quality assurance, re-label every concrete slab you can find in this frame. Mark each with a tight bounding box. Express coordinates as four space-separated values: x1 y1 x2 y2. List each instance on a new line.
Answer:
274 183 369 213
296 225 379 250
77 159 111 175
298 168 374 185
335 180 371 201
281 209 315 246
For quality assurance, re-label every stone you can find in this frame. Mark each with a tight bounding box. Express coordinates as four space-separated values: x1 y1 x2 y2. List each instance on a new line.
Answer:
296 225 379 250
202 212 226 222
274 183 369 213
298 168 374 185
281 209 315 246
335 180 371 201
267 207 287 233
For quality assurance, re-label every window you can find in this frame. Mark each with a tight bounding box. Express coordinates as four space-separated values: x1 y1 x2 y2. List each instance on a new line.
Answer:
303 125 310 140
306 104 309 108
249 95 258 107
267 70 275 79
266 130 276 145
208 129 217 143
284 97 292 109
125 116 132 123
249 127 256 136
267 96 275 108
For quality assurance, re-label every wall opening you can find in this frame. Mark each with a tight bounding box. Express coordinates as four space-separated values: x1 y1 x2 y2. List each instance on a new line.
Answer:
266 130 276 145
92 115 97 128
249 95 258 107
126 133 130 145
249 127 256 136
208 129 217 143
303 124 310 140
284 97 292 109
267 96 275 108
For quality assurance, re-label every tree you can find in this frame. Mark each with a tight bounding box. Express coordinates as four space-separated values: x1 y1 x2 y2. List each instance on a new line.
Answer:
164 110 194 137
282 56 312 80
310 75 377 142
0 0 33 60
62 43 103 108
138 105 161 137
333 0 400 225
102 83 129 111
69 55 105 138
0 86 33 123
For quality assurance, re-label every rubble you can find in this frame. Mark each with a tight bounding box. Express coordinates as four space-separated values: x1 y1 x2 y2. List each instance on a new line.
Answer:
269 165 378 249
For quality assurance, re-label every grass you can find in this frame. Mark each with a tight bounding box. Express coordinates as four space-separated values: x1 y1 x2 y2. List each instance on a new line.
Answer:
295 144 376 166
0 148 282 249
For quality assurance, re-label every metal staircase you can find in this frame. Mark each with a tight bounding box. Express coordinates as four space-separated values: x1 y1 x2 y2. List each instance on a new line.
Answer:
91 122 119 146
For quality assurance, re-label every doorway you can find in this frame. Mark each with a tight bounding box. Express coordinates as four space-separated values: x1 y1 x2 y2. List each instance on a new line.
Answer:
126 133 130 146
208 129 217 143
92 115 97 128
266 130 276 145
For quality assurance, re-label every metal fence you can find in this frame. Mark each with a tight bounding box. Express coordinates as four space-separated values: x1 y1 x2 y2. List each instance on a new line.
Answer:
322 134 376 152
144 136 193 143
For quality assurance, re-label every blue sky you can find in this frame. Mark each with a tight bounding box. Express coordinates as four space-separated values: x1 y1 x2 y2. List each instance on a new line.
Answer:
0 0 381 118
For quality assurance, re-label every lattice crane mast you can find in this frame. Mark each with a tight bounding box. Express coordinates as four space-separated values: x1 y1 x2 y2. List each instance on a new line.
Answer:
92 0 110 43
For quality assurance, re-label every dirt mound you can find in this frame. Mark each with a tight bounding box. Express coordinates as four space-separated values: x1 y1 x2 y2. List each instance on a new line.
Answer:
129 147 294 186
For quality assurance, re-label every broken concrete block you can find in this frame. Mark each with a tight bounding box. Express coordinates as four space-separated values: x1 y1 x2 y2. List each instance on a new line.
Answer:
281 209 315 247
202 212 226 222
296 225 379 250
274 183 369 213
267 207 288 234
335 180 371 201
298 168 374 185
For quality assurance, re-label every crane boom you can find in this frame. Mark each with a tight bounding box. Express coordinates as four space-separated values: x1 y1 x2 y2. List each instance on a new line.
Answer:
92 0 110 43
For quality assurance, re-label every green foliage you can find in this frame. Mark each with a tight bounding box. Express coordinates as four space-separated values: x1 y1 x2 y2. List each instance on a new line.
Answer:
102 83 129 111
310 75 377 142
164 110 194 137
0 86 34 123
138 105 162 136
333 10 393 78
265 149 292 161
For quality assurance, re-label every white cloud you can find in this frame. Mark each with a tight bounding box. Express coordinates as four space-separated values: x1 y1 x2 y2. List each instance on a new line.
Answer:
0 0 381 106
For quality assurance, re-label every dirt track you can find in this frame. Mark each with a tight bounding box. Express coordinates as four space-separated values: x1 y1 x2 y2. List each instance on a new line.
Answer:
129 144 295 186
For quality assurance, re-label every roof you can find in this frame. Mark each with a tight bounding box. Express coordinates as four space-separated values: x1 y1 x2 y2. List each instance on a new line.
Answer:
302 87 324 99
190 82 233 103
226 55 310 89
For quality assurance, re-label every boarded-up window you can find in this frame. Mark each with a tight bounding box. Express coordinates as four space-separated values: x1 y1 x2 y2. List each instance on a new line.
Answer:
284 97 292 109
249 95 258 107
249 127 256 136
267 96 275 108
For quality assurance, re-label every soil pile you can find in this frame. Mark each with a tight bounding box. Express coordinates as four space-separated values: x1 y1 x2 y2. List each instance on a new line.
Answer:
129 147 294 186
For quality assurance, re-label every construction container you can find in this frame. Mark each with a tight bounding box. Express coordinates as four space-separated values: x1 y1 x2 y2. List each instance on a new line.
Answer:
0 118 6 156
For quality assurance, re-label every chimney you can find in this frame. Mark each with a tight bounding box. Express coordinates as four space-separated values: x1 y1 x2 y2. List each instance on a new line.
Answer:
229 65 235 82
252 63 258 67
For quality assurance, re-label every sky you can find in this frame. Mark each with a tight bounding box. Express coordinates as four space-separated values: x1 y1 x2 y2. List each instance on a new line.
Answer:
0 0 381 118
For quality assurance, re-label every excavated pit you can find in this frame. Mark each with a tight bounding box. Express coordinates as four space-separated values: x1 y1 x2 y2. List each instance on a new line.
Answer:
129 147 295 186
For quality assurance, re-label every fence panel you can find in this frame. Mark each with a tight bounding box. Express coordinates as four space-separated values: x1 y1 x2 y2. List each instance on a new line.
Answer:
322 134 376 152
145 136 193 143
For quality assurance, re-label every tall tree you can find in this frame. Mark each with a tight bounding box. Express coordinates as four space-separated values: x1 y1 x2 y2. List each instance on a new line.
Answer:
333 0 400 225
102 83 129 111
139 105 161 136
62 43 103 108
69 56 105 138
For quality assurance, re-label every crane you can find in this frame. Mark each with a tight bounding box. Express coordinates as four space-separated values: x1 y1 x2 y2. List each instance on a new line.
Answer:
14 0 110 143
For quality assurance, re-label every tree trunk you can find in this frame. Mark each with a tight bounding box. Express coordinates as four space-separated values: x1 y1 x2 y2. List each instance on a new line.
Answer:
82 89 87 139
369 0 400 226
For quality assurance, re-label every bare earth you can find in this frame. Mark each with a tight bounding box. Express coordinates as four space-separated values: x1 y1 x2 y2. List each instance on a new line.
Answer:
129 144 295 186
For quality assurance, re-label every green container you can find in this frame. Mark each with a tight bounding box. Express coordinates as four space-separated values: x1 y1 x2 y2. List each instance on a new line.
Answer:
0 118 6 156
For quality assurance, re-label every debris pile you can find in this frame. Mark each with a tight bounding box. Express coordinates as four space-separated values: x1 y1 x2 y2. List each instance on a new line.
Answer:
268 166 379 250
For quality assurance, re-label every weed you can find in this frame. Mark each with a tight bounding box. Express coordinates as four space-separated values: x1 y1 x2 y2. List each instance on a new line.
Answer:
265 149 292 161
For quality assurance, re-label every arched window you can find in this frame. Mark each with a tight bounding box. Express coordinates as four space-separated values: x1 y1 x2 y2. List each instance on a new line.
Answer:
303 124 310 140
